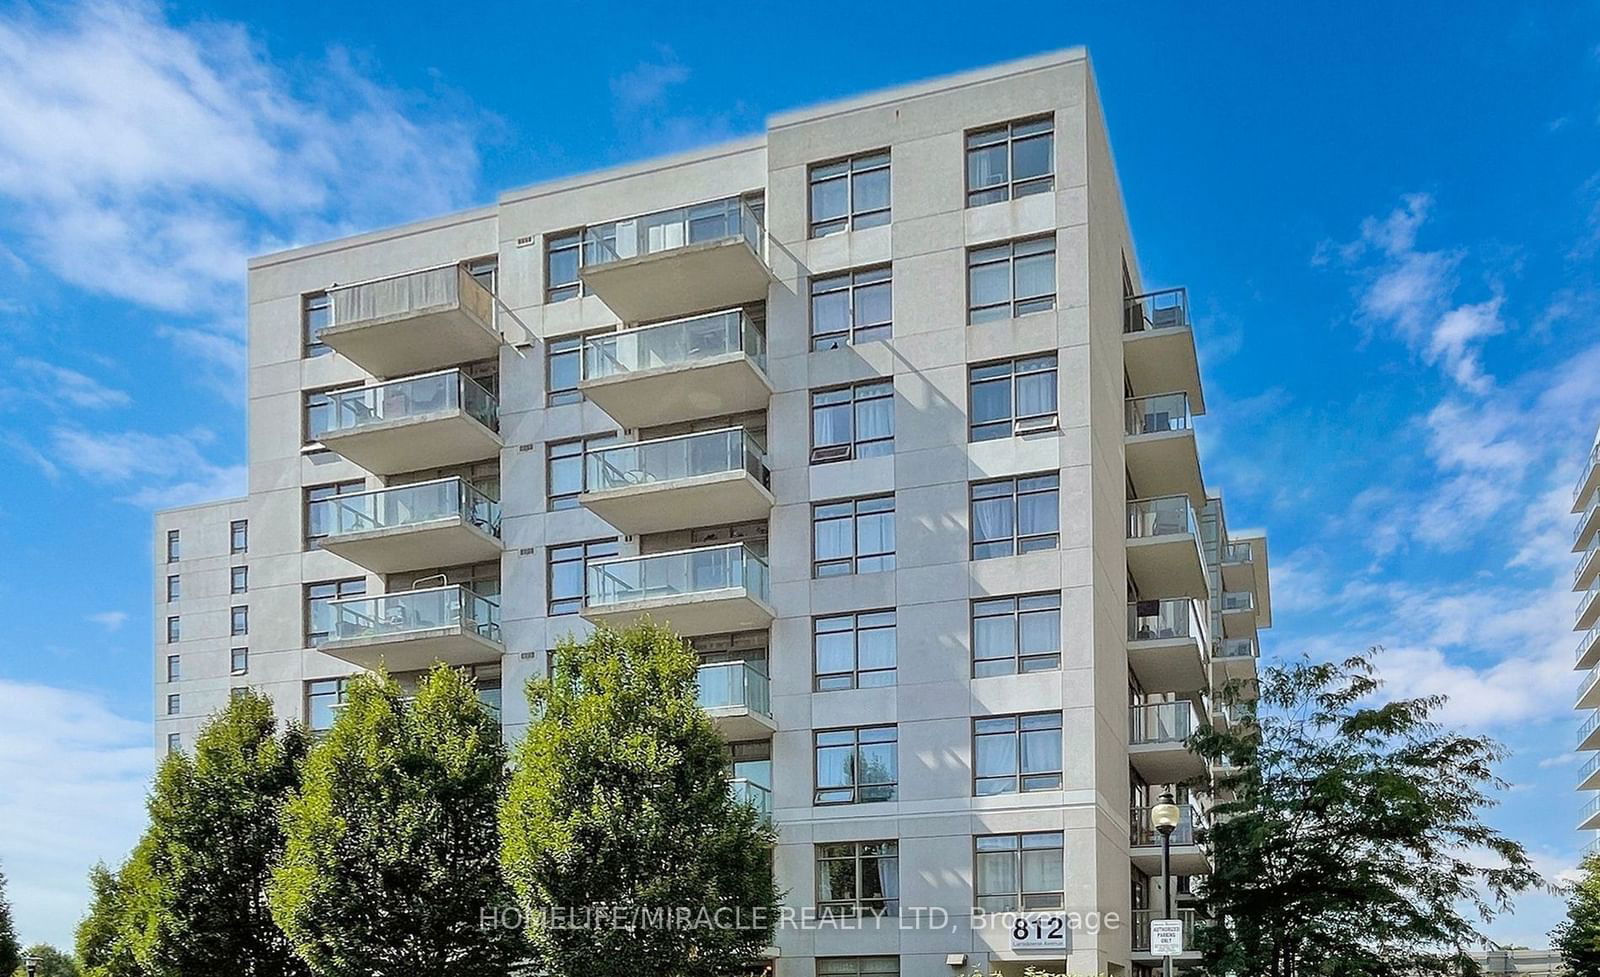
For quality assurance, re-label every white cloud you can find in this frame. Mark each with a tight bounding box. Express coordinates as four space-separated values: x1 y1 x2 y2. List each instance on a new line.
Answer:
86 611 128 632
606 46 751 156
0 0 485 313
5 357 130 410
610 48 691 114
156 324 246 404
0 679 151 948
30 426 244 507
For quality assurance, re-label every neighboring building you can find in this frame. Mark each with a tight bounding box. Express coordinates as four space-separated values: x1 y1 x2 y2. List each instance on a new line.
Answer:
1470 948 1567 976
153 48 1271 976
1578 423 1600 848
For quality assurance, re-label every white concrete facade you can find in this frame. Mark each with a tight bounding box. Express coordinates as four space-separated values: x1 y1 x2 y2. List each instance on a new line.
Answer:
153 48 1271 976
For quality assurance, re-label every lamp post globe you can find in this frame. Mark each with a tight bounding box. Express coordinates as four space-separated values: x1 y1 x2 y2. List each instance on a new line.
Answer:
1149 790 1181 977
24 954 40 977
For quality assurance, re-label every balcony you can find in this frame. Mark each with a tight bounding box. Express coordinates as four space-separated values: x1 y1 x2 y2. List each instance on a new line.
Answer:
322 264 500 378
1221 540 1256 592
1582 794 1600 832
698 661 776 740
1124 288 1205 415
1131 909 1201 960
1581 584 1600 632
1129 702 1207 785
1581 753 1600 792
1130 803 1210 876
582 543 773 637
580 309 772 429
1579 540 1600 594
729 777 772 820
1579 497 1600 556
1127 496 1209 601
578 196 773 324
318 585 502 672
1125 393 1205 504
316 478 501 574
1580 669 1600 711
1219 590 1258 640
1581 711 1600 752
1127 599 1209 693
1580 625 1600 673
317 370 501 474
1213 636 1259 682
1574 443 1600 514
580 428 772 536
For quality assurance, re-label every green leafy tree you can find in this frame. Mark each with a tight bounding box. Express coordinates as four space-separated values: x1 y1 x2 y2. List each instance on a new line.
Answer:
502 622 779 977
139 690 308 977
1554 852 1600 975
1189 651 1541 977
269 664 526 976
12 944 78 977
75 846 153 977
0 866 20 976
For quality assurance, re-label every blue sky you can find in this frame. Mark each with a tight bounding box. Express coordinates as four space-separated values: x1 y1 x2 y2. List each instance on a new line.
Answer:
0 0 1597 951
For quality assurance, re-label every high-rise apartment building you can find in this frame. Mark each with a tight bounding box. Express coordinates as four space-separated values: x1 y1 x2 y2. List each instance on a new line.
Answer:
1576 424 1600 848
152 48 1271 975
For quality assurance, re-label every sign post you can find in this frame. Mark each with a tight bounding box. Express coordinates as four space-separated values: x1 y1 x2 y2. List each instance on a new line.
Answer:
1149 918 1184 957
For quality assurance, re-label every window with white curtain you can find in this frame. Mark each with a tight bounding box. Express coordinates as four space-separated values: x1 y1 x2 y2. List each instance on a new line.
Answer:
972 593 1062 677
966 116 1054 207
967 236 1056 324
812 495 895 577
970 473 1060 559
811 265 892 349
814 610 897 690
974 832 1065 911
810 151 891 237
811 381 894 463
816 841 899 917
974 712 1063 794
970 354 1058 441
815 725 898 804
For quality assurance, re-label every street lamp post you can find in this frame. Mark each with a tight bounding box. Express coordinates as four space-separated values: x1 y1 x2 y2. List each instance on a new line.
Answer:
1151 792 1183 977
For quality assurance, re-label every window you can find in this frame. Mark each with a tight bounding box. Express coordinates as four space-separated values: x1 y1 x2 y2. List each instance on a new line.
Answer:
166 733 181 754
166 529 180 563
810 266 891 350
814 611 896 691
230 520 248 554
166 616 180 643
971 474 1060 559
819 959 898 977
548 539 619 615
809 151 891 237
305 579 364 644
467 257 497 293
548 434 618 510
816 841 898 916
815 725 897 804
967 236 1056 324
974 712 1063 795
230 647 249 675
231 566 249 595
166 655 180 682
307 677 351 732
303 292 332 357
166 694 180 716
546 231 582 302
547 335 584 406
974 832 1065 912
973 593 1061 677
306 480 366 543
970 355 1058 441
230 606 249 637
166 575 180 603
812 496 895 577
303 388 350 444
966 116 1054 207
811 381 893 463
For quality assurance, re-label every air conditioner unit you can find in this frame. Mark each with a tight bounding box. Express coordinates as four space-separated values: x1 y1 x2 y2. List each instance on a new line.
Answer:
810 444 853 463
1015 416 1058 435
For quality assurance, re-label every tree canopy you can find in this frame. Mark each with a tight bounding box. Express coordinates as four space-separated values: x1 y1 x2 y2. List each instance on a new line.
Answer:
1554 852 1600 975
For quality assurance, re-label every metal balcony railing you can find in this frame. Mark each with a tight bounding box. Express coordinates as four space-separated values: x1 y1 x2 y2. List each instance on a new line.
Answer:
582 308 766 381
1131 908 1199 952
1581 668 1600 703
1130 803 1204 847
317 477 499 539
1128 495 1198 539
325 585 501 644
585 543 770 609
1580 710 1600 747
1580 625 1600 664
1124 287 1190 335
1125 392 1192 437
317 370 498 437
1577 443 1600 506
585 428 766 493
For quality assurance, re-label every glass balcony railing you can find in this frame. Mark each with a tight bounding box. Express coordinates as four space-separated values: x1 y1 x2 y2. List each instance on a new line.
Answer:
582 308 766 381
1124 287 1190 335
1577 443 1600 506
1220 591 1255 613
317 370 498 437
1131 803 1204 847
1128 598 1208 644
1223 542 1254 565
1580 625 1600 664
1579 540 1600 586
319 478 499 539
1215 638 1258 660
697 661 772 716
729 777 772 819
329 263 495 333
1128 495 1198 540
1125 393 1193 437
1583 753 1600 785
1582 585 1600 625
1585 794 1600 823
582 196 763 268
1580 498 1600 545
325 585 501 645
1580 710 1600 747
1131 909 1199 953
1130 702 1197 746
585 428 767 493
585 543 770 609
1581 668 1600 703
